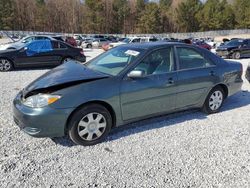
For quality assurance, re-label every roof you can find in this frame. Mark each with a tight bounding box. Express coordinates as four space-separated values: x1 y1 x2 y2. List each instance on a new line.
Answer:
120 41 188 49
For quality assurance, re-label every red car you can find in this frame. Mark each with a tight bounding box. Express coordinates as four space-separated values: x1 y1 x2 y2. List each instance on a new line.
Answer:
194 41 212 51
65 36 77 47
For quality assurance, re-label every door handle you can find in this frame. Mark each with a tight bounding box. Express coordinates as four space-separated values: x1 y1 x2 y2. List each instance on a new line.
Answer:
210 71 215 76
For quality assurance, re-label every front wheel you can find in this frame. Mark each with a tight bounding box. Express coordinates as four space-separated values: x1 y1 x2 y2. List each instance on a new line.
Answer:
233 52 241 59
0 58 13 72
87 44 92 48
68 104 112 146
202 86 225 114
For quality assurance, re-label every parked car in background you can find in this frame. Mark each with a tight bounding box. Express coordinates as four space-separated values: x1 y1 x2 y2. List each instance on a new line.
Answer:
73 35 85 46
109 37 158 48
0 35 64 50
246 64 250 82
81 38 93 48
216 39 250 59
92 38 110 48
105 36 119 42
0 40 85 71
109 37 141 48
193 41 212 50
13 42 243 146
65 36 77 47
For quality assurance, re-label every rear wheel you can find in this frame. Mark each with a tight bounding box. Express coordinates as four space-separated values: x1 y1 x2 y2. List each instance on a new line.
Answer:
0 58 13 72
202 86 225 114
61 57 71 64
68 104 112 146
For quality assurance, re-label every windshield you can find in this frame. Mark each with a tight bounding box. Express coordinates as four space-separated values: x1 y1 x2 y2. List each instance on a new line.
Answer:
86 46 145 76
226 40 243 46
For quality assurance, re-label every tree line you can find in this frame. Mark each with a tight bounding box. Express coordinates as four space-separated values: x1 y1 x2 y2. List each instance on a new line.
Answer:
0 0 250 34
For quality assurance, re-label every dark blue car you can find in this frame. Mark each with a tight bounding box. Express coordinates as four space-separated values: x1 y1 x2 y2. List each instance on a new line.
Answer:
0 40 86 71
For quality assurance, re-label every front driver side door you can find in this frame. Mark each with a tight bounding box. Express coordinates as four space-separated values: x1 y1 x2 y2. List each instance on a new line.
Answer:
120 47 178 121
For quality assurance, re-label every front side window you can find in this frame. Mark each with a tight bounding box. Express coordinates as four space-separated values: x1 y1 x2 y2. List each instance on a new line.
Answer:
177 47 214 70
86 47 145 76
133 47 174 75
26 40 52 56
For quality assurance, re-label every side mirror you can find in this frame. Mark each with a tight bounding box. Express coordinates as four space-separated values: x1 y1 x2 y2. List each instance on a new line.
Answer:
127 70 145 78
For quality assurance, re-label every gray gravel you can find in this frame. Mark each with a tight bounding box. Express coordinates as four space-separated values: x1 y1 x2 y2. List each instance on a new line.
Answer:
0 50 250 188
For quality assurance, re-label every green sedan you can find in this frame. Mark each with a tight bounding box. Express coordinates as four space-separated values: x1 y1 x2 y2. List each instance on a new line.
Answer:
13 42 243 146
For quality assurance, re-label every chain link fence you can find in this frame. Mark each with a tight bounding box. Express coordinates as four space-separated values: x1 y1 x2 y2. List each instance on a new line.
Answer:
1 29 250 39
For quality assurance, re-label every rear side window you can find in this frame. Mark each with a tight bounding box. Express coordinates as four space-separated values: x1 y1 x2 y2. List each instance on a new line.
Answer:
52 41 67 49
177 47 214 70
35 36 48 40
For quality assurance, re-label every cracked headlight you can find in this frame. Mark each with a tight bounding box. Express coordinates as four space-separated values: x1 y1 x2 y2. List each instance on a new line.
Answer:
22 94 61 108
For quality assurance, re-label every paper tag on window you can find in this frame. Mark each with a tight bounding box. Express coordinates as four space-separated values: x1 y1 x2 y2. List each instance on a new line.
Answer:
125 50 140 56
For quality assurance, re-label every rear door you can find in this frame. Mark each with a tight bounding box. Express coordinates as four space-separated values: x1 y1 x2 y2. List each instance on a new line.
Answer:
175 46 218 109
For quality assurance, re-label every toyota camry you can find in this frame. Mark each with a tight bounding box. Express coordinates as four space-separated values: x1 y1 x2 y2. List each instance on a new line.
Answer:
13 42 243 146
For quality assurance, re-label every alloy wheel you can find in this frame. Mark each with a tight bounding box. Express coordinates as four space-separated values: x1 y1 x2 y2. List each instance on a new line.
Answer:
0 59 12 71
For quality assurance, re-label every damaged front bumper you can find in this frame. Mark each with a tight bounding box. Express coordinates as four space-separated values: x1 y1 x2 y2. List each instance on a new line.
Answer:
13 92 74 138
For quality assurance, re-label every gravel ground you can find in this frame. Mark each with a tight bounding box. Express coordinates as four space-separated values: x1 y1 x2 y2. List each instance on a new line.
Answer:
0 47 250 188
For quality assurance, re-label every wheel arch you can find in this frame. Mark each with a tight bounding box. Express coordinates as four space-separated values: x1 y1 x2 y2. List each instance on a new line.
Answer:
209 83 229 99
65 100 117 134
61 56 74 63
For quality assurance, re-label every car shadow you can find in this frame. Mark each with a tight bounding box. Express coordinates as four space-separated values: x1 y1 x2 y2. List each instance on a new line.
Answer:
52 90 250 147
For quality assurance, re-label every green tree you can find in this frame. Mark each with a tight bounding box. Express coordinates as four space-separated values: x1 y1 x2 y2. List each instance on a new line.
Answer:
197 0 235 31
112 0 130 33
176 0 202 32
159 0 172 32
84 0 105 33
160 0 172 7
137 3 161 33
0 0 14 30
233 0 250 28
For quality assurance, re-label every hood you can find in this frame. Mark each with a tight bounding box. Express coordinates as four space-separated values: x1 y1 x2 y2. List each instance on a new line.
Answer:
23 61 109 97
0 41 25 50
217 45 239 50
0 48 18 54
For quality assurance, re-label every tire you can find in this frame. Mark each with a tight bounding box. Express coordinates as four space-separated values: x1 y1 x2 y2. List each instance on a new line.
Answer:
68 104 112 146
87 44 92 48
0 58 13 72
233 52 241 59
202 86 225 114
61 57 71 64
